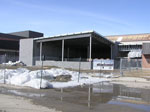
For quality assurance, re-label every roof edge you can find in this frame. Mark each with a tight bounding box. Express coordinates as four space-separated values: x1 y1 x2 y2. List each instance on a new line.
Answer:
34 30 95 40
106 33 150 37
93 31 115 44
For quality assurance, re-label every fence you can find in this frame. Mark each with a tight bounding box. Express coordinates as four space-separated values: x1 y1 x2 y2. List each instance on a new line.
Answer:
0 54 143 70
33 56 143 71
0 54 144 77
34 56 90 62
120 58 142 70
0 55 19 64
33 56 142 68
33 56 143 78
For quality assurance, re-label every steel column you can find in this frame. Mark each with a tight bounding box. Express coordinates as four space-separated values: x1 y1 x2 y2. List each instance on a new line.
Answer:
62 39 64 62
40 42 43 61
111 44 113 59
89 36 92 61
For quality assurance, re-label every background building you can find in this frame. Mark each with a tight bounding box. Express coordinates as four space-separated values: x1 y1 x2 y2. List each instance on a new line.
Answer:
106 33 150 69
0 30 43 64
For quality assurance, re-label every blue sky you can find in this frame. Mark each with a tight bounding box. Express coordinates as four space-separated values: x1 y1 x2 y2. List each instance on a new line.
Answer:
0 0 150 36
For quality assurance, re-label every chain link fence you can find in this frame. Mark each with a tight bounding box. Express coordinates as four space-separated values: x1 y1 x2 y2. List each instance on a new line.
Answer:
33 56 143 77
0 55 19 64
0 55 150 110
0 54 147 84
118 58 142 77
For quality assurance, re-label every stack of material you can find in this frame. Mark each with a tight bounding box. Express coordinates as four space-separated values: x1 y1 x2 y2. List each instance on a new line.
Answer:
128 50 142 58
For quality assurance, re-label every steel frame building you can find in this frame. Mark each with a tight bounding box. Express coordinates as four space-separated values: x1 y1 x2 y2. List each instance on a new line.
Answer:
19 31 117 69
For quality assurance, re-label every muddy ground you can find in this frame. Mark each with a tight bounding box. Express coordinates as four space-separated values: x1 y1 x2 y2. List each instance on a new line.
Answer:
0 94 61 112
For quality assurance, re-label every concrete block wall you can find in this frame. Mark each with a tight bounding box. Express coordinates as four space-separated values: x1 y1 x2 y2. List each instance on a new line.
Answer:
36 61 92 70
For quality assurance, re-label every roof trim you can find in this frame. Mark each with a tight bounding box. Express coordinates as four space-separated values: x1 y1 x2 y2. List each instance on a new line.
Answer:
34 30 94 40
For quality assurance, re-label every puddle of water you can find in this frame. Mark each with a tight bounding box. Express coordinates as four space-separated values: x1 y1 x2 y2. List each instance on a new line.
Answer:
57 82 150 111
8 90 45 97
0 88 45 98
0 82 150 112
0 110 6 112
108 100 150 112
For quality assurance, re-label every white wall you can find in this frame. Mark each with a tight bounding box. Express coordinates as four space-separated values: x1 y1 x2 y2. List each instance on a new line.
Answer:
19 38 34 66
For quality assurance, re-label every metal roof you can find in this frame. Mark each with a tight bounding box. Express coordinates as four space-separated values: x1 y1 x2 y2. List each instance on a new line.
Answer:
34 30 94 40
106 33 150 42
34 30 114 44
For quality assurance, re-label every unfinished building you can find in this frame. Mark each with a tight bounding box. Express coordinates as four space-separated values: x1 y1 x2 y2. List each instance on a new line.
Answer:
20 31 116 69
18 30 150 69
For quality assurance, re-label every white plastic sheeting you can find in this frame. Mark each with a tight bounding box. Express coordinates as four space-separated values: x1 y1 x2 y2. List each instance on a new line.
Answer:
128 50 142 58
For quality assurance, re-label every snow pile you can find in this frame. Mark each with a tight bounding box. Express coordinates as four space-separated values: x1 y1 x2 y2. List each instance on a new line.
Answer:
24 79 52 89
0 68 110 89
3 61 26 66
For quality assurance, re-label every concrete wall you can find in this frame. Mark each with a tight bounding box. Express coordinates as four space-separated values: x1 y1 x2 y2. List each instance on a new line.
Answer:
19 38 34 66
142 54 150 68
36 61 92 70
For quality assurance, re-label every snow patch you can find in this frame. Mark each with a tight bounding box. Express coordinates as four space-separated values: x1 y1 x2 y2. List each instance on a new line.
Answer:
0 68 110 89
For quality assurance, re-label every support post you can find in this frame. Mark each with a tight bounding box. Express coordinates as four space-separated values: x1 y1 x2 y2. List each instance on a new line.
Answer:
40 42 43 61
40 57 43 89
61 88 63 101
87 46 89 59
88 84 91 108
120 58 123 76
3 54 6 84
62 39 64 62
67 48 69 61
111 44 113 59
78 57 81 83
89 36 92 61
